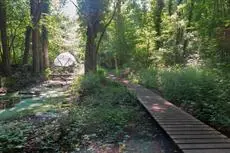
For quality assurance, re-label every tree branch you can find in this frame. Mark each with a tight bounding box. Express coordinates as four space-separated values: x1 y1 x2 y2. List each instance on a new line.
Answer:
96 1 119 54
69 0 84 16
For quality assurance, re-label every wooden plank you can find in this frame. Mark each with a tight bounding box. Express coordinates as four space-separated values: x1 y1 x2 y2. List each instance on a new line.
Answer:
171 134 227 139
174 138 230 144
164 127 215 132
153 117 195 121
155 119 199 122
160 124 209 128
159 122 204 125
166 130 221 135
154 115 195 119
179 143 230 149
183 149 230 153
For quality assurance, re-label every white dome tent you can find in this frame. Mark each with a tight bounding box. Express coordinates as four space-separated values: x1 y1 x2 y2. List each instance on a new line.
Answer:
54 52 76 67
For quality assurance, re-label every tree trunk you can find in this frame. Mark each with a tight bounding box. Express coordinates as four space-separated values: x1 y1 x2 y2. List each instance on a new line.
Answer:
32 27 40 73
0 0 11 76
82 1 119 73
154 0 165 49
115 0 126 66
38 30 43 72
30 0 42 74
23 26 32 65
42 25 49 70
114 55 118 73
85 24 97 73
168 0 173 15
41 0 49 71
182 0 194 64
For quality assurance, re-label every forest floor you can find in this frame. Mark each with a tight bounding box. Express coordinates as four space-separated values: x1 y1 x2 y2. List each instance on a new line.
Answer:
0 76 73 120
0 72 180 153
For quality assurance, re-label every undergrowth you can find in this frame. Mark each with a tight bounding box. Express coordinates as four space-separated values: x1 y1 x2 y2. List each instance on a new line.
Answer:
129 67 230 128
0 72 143 152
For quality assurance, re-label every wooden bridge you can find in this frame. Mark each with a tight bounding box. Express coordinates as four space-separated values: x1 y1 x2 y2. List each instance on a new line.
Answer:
108 74 230 153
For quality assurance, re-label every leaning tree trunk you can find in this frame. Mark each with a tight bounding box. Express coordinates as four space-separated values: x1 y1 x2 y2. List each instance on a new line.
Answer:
85 24 97 73
0 0 11 76
23 26 32 65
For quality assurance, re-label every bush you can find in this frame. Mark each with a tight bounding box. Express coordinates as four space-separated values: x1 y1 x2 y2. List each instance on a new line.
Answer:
137 68 158 89
62 72 139 150
71 71 107 96
159 67 217 105
133 66 230 127
159 68 225 122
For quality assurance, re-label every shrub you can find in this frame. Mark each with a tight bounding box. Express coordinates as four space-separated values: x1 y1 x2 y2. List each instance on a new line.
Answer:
159 67 225 122
159 67 217 105
133 66 230 127
63 72 139 150
137 68 158 89
71 71 107 96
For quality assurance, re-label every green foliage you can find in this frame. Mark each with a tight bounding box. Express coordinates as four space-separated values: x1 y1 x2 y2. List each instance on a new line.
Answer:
3 0 30 65
71 72 106 96
68 74 137 142
44 68 52 79
159 67 217 105
0 121 33 152
132 66 230 127
137 68 159 89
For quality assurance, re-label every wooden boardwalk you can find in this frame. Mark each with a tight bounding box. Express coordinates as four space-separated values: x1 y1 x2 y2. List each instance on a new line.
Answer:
108 74 230 153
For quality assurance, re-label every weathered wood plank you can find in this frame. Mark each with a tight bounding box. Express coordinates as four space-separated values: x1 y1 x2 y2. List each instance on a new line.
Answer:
174 138 230 144
171 134 227 139
160 122 204 125
164 127 215 131
179 143 230 149
166 130 221 135
183 149 230 153
160 124 209 128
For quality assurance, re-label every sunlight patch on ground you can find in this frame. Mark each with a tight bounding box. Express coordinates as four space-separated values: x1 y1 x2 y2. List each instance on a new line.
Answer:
0 87 68 120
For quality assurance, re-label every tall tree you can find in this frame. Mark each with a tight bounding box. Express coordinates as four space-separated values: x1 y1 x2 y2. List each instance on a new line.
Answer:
30 0 42 73
75 0 103 73
115 0 126 67
154 0 165 49
23 26 32 65
41 0 50 70
75 0 118 73
0 0 11 75
182 0 194 64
